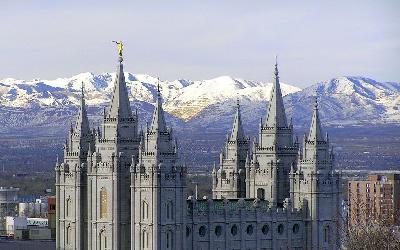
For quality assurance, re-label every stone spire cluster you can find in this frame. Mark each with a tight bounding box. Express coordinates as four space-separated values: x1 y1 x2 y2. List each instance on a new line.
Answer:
56 50 341 250
212 98 249 199
308 97 325 142
108 56 132 119
265 58 288 128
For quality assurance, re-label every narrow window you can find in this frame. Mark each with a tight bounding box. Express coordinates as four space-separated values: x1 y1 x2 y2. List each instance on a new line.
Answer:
142 201 149 219
142 230 148 249
100 230 107 250
324 225 330 243
257 188 265 200
66 197 71 217
166 231 173 249
166 201 174 219
66 226 71 245
100 188 108 219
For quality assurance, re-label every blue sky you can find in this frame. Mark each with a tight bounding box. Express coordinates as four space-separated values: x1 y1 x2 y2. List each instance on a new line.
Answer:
0 0 399 87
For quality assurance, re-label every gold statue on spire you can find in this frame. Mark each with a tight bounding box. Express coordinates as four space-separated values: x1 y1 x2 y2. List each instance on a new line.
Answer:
112 40 123 57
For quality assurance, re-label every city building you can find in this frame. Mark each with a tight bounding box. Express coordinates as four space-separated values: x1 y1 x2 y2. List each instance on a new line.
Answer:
56 47 341 249
348 174 400 227
18 199 48 218
0 187 19 234
48 196 56 239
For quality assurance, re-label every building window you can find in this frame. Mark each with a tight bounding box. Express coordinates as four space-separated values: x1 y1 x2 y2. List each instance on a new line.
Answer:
166 231 173 249
292 224 300 234
100 230 107 250
324 225 330 243
142 201 149 219
257 188 265 200
199 226 206 237
278 224 284 234
166 201 174 220
66 197 71 218
66 225 71 245
262 224 269 235
231 224 238 236
246 225 253 235
142 230 149 249
100 187 108 219
215 225 222 237
186 226 191 238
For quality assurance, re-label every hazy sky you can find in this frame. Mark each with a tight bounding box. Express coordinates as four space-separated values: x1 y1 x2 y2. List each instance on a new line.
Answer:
0 0 399 87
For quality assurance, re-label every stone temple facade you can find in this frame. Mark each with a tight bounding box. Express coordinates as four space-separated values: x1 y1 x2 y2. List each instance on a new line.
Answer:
56 52 341 250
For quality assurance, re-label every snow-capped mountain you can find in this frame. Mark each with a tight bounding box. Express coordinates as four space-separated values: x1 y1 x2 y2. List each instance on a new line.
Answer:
285 76 400 127
0 73 398 137
0 72 300 121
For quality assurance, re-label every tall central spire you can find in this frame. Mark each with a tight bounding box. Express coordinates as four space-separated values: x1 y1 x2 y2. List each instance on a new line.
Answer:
265 57 288 128
308 97 324 142
108 49 132 118
230 98 245 141
150 82 167 133
74 82 90 136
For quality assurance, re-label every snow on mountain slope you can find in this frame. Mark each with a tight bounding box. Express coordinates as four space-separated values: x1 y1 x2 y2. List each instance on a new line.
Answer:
0 74 398 137
0 73 300 121
284 76 400 126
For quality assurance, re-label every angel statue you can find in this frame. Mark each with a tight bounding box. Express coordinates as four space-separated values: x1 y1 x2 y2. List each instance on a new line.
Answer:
112 40 123 57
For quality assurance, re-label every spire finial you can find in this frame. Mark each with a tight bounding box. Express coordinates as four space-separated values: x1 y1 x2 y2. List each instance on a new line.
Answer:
81 81 85 97
274 55 279 76
157 77 161 97
314 96 318 109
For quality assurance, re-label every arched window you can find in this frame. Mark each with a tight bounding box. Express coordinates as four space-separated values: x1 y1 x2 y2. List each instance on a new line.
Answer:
66 225 71 245
166 201 174 220
142 230 149 249
324 225 330 243
257 188 265 200
166 230 173 249
66 197 71 218
100 187 108 219
142 201 149 219
99 230 107 250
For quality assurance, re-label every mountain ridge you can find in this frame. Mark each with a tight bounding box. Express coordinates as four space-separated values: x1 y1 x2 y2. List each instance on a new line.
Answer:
0 74 399 136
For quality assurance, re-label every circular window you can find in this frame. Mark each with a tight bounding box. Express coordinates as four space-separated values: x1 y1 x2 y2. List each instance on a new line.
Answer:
199 226 206 237
231 225 238 236
186 226 191 237
278 224 284 234
215 225 222 237
246 225 254 235
262 224 269 235
292 224 299 234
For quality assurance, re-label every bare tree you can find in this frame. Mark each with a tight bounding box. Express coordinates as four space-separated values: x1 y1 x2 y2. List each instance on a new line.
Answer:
342 187 400 250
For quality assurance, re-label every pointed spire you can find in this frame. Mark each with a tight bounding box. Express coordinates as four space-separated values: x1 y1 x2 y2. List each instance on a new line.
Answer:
108 50 132 118
73 82 91 136
265 57 288 128
308 97 324 142
230 97 246 141
150 79 167 133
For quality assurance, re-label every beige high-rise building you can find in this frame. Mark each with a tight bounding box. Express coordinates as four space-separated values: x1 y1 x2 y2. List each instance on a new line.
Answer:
348 174 400 227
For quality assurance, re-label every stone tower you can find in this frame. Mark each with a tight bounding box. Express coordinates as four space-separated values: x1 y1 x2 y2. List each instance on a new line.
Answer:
290 98 341 249
246 61 298 206
212 98 249 198
55 84 95 249
131 86 187 250
86 54 140 250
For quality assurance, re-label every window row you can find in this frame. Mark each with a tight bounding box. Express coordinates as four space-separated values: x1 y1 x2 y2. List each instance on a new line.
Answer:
188 223 301 238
